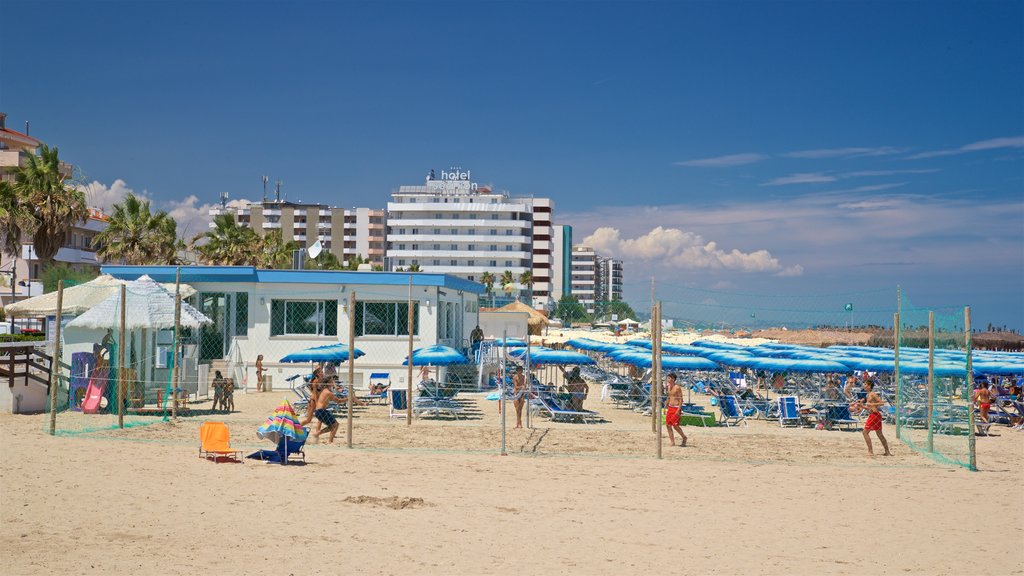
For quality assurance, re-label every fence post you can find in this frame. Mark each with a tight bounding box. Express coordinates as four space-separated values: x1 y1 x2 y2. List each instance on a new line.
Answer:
893 312 901 441
118 284 126 429
926 310 935 453
500 329 507 456
171 267 181 420
347 290 355 449
407 276 413 425
965 306 975 471
654 302 662 459
47 280 64 435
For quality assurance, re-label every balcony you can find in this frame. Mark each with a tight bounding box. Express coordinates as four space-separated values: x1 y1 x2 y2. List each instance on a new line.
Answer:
261 222 282 229
388 249 532 259
386 234 530 244
385 218 531 229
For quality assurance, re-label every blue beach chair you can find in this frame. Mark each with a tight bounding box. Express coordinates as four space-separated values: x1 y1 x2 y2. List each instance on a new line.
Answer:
718 395 747 427
778 396 801 427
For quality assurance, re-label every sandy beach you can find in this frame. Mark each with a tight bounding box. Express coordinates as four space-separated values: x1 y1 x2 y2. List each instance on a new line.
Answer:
1 389 1021 576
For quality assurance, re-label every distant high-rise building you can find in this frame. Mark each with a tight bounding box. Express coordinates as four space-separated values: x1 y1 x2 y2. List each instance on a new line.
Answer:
550 225 573 302
386 168 556 309
570 245 598 314
210 200 386 268
597 256 624 305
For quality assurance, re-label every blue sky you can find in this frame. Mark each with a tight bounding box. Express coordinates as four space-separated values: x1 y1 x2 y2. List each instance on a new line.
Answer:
4 1 1023 327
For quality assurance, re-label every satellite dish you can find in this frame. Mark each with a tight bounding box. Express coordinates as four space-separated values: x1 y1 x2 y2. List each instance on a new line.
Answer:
307 240 323 260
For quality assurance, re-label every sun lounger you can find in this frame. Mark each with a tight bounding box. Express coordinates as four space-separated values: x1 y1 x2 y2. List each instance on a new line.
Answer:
777 396 801 427
361 372 391 405
247 434 307 464
718 395 747 427
199 421 242 462
532 393 600 424
824 404 859 430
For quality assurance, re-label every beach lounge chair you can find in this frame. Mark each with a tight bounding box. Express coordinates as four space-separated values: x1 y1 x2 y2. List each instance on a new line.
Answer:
532 393 600 424
777 396 801 427
824 404 859 430
362 372 391 404
389 388 408 418
199 421 242 462
718 395 747 427
247 433 307 464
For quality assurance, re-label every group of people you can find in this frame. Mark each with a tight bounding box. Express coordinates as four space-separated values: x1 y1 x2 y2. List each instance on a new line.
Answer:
974 377 1024 429
211 370 235 412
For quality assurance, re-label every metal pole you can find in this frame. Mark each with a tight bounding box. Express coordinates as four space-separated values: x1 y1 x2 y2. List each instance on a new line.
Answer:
525 333 532 429
407 276 413 425
926 311 935 453
965 306 976 471
654 302 663 459
500 329 507 456
171 268 181 420
894 312 902 440
347 290 355 449
118 284 126 429
47 280 64 435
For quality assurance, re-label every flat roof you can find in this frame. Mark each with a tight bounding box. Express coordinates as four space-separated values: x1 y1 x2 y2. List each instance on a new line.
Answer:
101 265 485 294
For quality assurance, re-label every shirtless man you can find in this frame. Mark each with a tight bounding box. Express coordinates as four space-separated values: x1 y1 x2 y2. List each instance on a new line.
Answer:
311 383 339 443
853 380 891 456
974 383 995 423
512 366 526 429
664 373 687 447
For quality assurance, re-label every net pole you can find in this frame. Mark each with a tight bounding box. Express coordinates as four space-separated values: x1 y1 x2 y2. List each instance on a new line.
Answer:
651 301 658 434
171 267 181 421
965 306 976 471
118 284 126 429
654 302 663 459
47 280 64 436
347 290 355 449
894 312 902 441
525 333 532 429
926 310 935 453
500 329 507 456
407 276 413 425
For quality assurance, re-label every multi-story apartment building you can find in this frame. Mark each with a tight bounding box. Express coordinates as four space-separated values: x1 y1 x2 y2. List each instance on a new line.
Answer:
596 256 624 305
570 245 598 314
210 200 386 268
386 168 554 308
550 225 573 303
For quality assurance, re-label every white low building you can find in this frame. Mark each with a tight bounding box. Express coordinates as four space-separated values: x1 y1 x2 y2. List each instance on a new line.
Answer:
102 265 484 393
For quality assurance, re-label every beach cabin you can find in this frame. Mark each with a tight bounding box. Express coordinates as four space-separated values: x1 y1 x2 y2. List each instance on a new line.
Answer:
101 266 484 393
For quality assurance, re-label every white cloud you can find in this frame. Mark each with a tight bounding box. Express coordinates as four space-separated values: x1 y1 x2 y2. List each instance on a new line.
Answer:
841 168 940 178
583 226 797 274
907 136 1024 159
762 172 837 186
784 146 903 159
75 179 251 240
674 153 768 167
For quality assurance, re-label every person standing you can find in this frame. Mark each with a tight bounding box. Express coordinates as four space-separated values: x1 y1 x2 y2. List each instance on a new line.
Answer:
255 354 265 392
211 370 226 412
664 373 687 447
854 380 891 456
512 366 526 429
974 383 995 423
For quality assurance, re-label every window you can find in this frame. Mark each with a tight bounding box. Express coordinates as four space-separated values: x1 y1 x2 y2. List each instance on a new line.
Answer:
450 244 457 250
466 229 475 235
354 301 419 336
398 259 406 266
234 292 248 336
411 244 419 250
411 228 419 234
433 259 440 265
399 228 406 234
398 244 406 250
505 229 513 236
505 260 513 267
490 229 497 236
489 260 497 267
451 214 459 219
271 300 338 336
505 245 513 251
490 245 497 251
450 259 458 266
433 229 441 235
433 244 440 250
467 245 475 251
468 260 476 266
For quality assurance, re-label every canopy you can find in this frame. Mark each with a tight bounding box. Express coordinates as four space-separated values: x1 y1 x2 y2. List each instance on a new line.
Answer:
4 274 198 317
66 275 211 330
511 348 596 366
280 343 365 363
616 318 640 325
491 337 527 347
402 345 469 366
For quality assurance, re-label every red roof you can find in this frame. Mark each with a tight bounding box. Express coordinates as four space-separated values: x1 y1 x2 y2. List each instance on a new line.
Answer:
0 127 41 146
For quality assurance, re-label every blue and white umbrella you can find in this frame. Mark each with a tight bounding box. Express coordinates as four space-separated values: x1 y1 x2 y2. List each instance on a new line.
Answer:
280 343 365 363
402 345 469 366
510 348 596 366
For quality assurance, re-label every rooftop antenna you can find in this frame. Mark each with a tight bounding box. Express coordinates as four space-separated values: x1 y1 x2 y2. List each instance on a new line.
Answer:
261 175 269 203
275 180 282 203
219 192 229 209
24 120 29 136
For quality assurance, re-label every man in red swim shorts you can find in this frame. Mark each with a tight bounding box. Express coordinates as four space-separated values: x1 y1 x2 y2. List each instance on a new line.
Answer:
664 373 687 447
856 380 891 456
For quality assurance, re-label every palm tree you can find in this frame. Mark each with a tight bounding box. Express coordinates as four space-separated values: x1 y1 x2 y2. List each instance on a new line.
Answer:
93 193 180 264
0 181 33 258
307 249 344 270
343 253 365 271
479 271 495 306
13 144 87 266
193 214 261 265
257 229 300 269
500 270 515 303
518 270 533 301
407 263 422 272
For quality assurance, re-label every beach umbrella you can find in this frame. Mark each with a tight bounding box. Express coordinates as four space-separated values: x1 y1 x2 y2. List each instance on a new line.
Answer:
491 337 527 347
280 343 365 363
5 274 199 317
511 348 596 366
251 398 308 465
67 275 211 330
402 345 469 366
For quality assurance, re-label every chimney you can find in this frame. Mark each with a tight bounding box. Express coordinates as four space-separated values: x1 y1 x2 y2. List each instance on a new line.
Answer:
0 113 6 130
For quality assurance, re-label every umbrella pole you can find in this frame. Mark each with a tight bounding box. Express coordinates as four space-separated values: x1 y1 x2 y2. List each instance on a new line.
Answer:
500 330 507 456
47 280 64 436
347 290 355 449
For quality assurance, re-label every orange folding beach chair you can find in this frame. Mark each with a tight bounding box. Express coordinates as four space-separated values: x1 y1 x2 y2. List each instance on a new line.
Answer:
199 421 242 462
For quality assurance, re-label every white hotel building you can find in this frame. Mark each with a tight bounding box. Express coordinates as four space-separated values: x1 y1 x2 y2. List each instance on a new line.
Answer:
386 168 555 310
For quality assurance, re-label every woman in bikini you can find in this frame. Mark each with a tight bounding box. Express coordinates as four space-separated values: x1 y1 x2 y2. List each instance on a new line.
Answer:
512 366 526 429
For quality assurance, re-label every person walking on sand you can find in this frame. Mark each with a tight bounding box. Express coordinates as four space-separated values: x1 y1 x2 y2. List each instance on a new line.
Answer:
664 373 688 447
255 354 265 392
853 380 891 456
974 383 995 423
310 383 340 443
512 365 527 429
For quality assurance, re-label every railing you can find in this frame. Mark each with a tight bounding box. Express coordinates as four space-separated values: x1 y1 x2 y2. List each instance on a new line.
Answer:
0 342 52 389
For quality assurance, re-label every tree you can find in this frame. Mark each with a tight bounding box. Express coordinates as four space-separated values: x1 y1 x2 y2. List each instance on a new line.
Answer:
306 250 344 270
0 181 33 259
408 263 422 272
554 295 589 326
41 262 99 293
500 270 515 298
343 253 365 271
594 299 637 322
193 214 261 265
257 229 300 269
518 270 533 300
13 144 87 266
93 193 180 265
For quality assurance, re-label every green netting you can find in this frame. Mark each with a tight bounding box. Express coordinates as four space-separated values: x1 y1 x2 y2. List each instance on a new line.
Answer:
894 292 974 470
